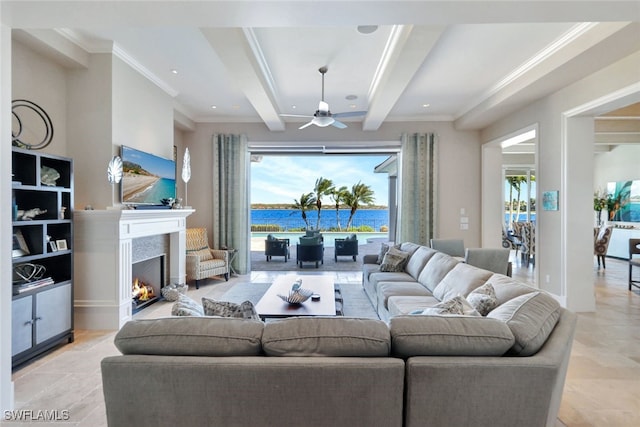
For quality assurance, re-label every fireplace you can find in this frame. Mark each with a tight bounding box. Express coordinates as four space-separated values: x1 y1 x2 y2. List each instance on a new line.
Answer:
74 209 194 329
131 255 165 313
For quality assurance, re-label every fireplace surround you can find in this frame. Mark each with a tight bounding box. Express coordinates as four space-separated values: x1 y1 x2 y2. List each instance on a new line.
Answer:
74 209 194 329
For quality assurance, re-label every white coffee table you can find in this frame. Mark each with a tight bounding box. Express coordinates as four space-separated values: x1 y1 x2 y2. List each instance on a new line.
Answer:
255 274 336 320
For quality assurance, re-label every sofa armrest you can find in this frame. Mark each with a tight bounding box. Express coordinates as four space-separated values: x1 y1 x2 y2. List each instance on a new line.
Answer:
363 254 379 264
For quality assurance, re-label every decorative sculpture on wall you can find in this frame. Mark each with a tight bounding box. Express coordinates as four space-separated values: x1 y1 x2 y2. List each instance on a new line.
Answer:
107 155 123 207
181 147 191 208
12 99 54 150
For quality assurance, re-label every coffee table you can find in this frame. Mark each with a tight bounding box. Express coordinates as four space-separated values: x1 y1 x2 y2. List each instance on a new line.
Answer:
255 274 336 320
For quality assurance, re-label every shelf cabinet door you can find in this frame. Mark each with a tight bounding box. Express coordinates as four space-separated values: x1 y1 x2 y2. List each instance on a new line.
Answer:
12 296 33 356
35 284 72 344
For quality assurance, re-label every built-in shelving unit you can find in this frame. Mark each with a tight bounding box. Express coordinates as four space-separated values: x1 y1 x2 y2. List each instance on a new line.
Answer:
11 147 74 368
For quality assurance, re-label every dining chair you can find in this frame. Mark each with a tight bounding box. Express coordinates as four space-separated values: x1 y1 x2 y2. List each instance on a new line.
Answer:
629 238 640 291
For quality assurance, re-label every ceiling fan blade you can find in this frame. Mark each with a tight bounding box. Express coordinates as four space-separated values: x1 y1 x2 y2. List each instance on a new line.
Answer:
331 120 347 129
280 113 314 118
333 110 368 118
318 101 330 113
299 121 314 130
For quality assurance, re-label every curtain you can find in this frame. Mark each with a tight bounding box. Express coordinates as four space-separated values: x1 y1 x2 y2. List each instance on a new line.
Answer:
212 134 250 274
396 132 438 245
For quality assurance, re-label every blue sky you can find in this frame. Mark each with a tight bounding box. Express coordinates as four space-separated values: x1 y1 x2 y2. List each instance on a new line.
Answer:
251 155 390 206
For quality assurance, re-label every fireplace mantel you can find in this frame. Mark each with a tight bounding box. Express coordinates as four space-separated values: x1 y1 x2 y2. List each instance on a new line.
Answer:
74 209 194 329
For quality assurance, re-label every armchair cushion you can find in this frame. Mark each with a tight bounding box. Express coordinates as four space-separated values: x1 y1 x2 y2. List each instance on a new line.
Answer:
188 248 213 261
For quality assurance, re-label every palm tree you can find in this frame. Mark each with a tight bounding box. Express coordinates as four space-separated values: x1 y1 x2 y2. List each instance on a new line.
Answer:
506 176 527 224
329 185 348 231
313 177 334 230
293 192 316 230
344 182 375 230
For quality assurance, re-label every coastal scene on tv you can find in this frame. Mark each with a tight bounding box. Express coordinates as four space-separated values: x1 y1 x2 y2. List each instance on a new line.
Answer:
121 146 176 205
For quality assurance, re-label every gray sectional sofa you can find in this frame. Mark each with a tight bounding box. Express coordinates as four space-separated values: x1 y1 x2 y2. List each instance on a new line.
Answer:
101 242 576 427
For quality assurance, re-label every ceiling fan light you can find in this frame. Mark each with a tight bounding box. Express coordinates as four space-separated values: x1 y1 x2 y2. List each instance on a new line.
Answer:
314 116 335 127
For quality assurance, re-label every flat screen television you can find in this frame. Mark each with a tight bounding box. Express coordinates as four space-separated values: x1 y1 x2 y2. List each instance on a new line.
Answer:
120 145 176 206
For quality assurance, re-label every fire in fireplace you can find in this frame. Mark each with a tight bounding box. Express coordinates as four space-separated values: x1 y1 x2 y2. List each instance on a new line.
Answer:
132 278 159 312
131 254 165 313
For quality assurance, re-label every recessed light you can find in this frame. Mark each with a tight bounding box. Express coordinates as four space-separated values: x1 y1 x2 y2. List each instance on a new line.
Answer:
357 25 378 34
232 105 240 110
422 103 430 108
345 94 358 100
292 105 297 109
349 104 357 109
171 69 178 74
211 105 217 109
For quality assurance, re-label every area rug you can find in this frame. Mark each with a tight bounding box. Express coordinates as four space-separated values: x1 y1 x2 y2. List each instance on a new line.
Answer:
221 282 379 319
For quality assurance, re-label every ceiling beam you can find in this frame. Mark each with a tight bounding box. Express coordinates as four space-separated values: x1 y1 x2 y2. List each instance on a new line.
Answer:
201 27 285 131
363 25 445 131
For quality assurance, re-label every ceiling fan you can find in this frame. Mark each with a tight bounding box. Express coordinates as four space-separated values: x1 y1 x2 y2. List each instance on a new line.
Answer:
280 66 367 129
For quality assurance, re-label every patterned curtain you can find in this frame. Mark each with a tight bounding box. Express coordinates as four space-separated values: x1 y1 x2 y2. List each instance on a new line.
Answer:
396 133 438 245
212 134 250 274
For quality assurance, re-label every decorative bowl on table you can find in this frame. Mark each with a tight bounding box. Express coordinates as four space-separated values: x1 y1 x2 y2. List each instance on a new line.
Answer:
277 288 314 305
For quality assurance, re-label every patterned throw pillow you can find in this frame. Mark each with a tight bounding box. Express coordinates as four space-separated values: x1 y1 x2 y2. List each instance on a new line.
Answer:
201 297 260 321
466 283 498 316
380 247 410 272
171 294 204 317
377 242 400 264
420 295 480 316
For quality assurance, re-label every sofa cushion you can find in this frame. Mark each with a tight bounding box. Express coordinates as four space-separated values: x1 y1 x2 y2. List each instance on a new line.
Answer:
466 282 498 316
399 242 422 257
416 252 460 293
433 263 493 302
485 274 537 305
404 246 437 280
114 317 264 356
377 282 432 310
171 294 204 317
377 242 400 264
262 317 390 357
201 297 260 320
380 247 410 272
487 291 561 356
390 315 515 357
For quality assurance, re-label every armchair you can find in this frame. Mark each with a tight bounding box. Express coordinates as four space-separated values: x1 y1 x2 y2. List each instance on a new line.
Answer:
335 235 358 262
185 228 229 289
594 225 613 269
265 236 290 262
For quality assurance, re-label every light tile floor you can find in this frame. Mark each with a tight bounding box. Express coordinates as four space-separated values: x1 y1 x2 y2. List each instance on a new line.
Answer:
3 256 639 426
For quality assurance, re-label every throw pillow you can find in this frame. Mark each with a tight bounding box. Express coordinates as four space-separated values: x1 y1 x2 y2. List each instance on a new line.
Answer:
487 291 561 356
377 242 400 264
201 297 260 321
171 294 204 317
420 295 480 316
466 282 498 316
380 247 410 272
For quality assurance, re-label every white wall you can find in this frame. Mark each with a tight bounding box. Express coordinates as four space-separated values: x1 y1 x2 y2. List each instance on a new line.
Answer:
11 40 67 156
481 50 640 311
182 121 482 248
594 145 640 189
112 56 174 160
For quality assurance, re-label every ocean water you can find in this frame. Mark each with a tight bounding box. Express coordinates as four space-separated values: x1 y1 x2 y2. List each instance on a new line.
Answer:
129 177 176 204
251 209 389 231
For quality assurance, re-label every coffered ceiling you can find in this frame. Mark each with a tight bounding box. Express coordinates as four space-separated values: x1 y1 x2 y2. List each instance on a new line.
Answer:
3 1 640 135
